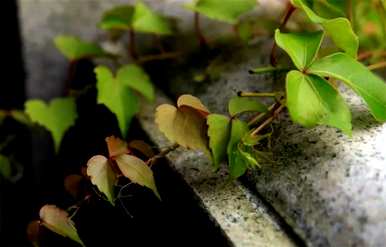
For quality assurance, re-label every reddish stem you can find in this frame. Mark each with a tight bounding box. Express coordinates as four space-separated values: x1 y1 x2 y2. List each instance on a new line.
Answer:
194 12 208 48
128 29 138 60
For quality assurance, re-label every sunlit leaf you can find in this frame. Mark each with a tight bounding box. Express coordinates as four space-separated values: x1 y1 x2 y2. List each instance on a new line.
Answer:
291 0 358 57
25 97 77 151
227 119 249 178
115 154 160 199
207 114 230 169
95 66 139 137
54 35 106 61
39 205 84 246
117 64 155 101
185 0 256 24
155 95 210 154
105 136 130 158
228 96 267 116
87 155 117 205
0 155 11 179
309 52 386 121
275 29 324 70
286 70 352 134
132 2 173 35
99 5 134 30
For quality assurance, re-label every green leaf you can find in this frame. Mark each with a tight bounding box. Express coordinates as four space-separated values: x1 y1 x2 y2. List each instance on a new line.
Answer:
132 2 173 35
228 96 268 116
117 64 154 101
54 35 106 61
275 29 324 70
309 52 386 121
227 119 249 178
115 154 161 200
286 70 352 134
0 155 11 179
86 155 117 205
95 66 139 137
207 114 230 169
39 205 85 246
291 0 358 58
99 5 134 30
25 98 78 151
185 0 256 24
312 0 347 19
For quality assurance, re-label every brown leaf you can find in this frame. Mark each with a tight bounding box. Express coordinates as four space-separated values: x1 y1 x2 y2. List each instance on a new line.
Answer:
155 95 210 154
105 136 129 158
64 174 83 198
115 154 160 200
26 220 40 247
128 140 155 158
39 205 84 246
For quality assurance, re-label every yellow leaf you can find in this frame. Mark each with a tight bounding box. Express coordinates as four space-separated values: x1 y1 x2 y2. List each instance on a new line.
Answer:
115 154 160 200
39 205 84 246
155 95 210 154
86 155 117 205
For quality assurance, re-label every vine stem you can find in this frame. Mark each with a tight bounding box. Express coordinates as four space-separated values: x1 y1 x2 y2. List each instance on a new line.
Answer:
147 143 179 166
194 12 208 48
270 2 296 66
368 61 386 70
250 103 285 136
238 91 280 98
128 29 138 60
137 51 181 64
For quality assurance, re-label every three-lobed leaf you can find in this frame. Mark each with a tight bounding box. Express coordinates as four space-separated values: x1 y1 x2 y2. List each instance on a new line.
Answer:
291 0 358 58
54 35 106 61
155 95 210 155
186 0 256 24
286 70 352 134
105 136 130 158
207 114 230 169
87 155 117 205
275 29 324 70
115 154 160 199
228 96 267 116
39 205 84 246
25 97 77 151
96 65 155 136
132 2 173 35
309 52 386 121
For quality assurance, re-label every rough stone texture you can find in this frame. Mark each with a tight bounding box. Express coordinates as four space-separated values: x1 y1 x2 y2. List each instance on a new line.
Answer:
160 40 386 246
138 93 297 247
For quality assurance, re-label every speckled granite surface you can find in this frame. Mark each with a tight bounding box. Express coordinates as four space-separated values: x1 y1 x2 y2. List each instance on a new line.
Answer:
138 92 297 247
160 41 386 246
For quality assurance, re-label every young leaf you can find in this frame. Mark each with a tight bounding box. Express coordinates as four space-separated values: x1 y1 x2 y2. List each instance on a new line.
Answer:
132 2 173 35
25 97 78 151
95 66 139 137
207 114 231 169
117 64 155 101
309 52 386 121
185 0 256 24
275 29 324 70
105 136 130 158
54 35 106 61
0 155 11 179
99 5 134 30
286 70 352 134
115 154 160 199
227 119 249 178
155 95 210 154
291 0 358 58
228 96 267 116
87 155 117 205
128 140 155 158
39 205 84 246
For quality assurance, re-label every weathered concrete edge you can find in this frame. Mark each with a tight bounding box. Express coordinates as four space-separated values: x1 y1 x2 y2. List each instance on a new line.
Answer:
137 90 298 247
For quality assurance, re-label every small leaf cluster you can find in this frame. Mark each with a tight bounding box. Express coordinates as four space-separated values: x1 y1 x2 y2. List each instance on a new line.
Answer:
156 95 271 178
